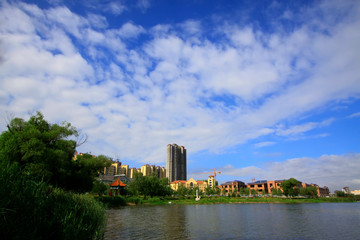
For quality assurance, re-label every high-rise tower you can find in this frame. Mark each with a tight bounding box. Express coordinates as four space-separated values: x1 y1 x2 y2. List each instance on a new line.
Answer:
166 144 187 182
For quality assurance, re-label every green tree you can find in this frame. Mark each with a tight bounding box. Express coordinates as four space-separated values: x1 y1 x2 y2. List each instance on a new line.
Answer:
176 185 189 198
91 180 109 196
271 187 283 196
335 191 346 197
0 112 109 192
69 153 111 192
240 187 250 196
215 187 220 195
128 173 172 198
299 186 318 198
205 186 218 196
281 178 300 197
250 189 258 196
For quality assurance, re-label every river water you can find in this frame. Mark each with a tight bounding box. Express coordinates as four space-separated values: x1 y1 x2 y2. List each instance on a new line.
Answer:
104 202 360 240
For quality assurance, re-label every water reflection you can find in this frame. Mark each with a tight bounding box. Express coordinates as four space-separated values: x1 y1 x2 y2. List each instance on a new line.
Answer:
104 203 360 240
105 205 190 240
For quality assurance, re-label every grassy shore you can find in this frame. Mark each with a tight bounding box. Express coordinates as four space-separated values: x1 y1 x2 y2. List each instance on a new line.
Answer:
125 196 358 206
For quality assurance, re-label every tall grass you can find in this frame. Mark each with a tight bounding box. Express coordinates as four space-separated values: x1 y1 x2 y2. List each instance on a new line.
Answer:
0 161 106 240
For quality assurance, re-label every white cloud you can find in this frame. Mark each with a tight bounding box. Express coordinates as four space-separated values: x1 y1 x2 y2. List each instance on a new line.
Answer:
117 22 145 39
46 6 87 38
87 13 108 29
276 118 334 137
347 112 360 118
137 0 151 12
106 1 126 15
1 0 360 173
254 141 276 148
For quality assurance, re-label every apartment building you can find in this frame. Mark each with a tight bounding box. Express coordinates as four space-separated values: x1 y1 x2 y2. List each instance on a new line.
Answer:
247 180 270 195
166 144 187 182
170 178 208 192
219 180 246 196
141 164 151 176
208 175 215 188
246 179 329 197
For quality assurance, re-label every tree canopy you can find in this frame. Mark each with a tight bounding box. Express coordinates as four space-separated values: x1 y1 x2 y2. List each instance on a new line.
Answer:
299 186 318 198
280 178 300 197
0 112 110 192
127 172 173 198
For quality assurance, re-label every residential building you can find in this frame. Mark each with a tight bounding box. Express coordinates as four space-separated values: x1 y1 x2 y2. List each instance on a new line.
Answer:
267 180 284 194
351 190 360 195
317 186 330 197
301 182 330 197
246 179 330 197
170 178 208 192
120 165 129 178
219 180 246 196
208 175 215 188
160 166 166 179
170 180 187 191
166 144 187 182
129 167 141 179
153 166 167 179
141 164 151 176
103 161 122 175
342 187 350 194
247 180 269 195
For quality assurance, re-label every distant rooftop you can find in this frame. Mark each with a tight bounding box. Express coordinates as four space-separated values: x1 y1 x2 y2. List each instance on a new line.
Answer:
248 180 267 184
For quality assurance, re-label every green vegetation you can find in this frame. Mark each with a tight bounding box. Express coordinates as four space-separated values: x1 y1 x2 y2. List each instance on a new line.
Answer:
0 112 109 239
0 160 106 240
299 186 318 197
95 195 127 207
270 187 283 196
126 172 173 198
0 112 110 192
281 178 300 197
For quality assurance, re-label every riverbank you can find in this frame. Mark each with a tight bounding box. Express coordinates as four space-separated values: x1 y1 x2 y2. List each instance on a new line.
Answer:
101 195 358 206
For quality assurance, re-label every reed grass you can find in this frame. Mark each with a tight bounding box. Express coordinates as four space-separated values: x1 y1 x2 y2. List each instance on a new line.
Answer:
0 161 106 240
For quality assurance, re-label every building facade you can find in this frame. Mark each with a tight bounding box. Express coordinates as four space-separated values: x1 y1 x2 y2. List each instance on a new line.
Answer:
141 164 151 176
208 175 215 188
166 144 187 182
246 179 330 197
219 180 247 196
351 190 360 195
170 178 208 192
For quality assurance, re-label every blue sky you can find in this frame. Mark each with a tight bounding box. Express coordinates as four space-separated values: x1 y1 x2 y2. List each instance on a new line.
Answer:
1 0 360 192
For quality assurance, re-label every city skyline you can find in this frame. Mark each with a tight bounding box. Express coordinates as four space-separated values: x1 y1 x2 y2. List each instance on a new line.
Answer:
1 0 360 191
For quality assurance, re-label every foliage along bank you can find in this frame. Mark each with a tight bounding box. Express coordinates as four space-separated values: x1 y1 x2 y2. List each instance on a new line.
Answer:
0 112 109 240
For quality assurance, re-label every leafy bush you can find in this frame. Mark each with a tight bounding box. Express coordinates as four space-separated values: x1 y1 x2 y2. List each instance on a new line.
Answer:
95 195 127 207
0 161 106 240
126 196 143 205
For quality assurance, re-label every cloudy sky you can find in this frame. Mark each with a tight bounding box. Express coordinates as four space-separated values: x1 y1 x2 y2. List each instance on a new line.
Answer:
1 0 360 192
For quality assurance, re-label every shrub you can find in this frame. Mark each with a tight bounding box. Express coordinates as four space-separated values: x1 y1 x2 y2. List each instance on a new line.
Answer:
0 161 106 240
126 196 143 205
95 195 127 207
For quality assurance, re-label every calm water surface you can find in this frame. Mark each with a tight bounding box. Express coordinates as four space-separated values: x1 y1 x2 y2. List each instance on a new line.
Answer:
104 203 360 240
